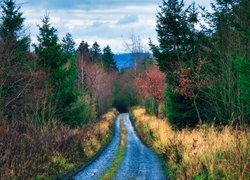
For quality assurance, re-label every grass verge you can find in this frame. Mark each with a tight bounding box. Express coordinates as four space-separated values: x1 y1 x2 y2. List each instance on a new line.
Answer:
0 109 118 179
102 114 127 180
131 107 250 179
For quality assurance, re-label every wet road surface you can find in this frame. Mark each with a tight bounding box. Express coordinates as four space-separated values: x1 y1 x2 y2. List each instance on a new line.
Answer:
74 115 121 180
74 113 166 180
115 113 166 180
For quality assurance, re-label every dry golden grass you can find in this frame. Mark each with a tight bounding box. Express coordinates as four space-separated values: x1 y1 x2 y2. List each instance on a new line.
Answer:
132 107 250 179
82 109 118 158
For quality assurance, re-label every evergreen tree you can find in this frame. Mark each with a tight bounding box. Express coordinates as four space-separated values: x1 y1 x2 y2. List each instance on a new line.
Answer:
151 0 199 128
90 41 101 61
233 0 250 123
0 0 29 119
61 32 76 57
203 0 239 124
151 0 189 74
35 15 64 71
78 41 89 53
0 0 29 63
102 45 117 71
186 2 200 56
0 0 24 40
35 15 89 126
77 40 91 62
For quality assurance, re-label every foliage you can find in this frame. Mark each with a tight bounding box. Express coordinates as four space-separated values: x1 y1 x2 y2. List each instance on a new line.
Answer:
35 15 88 126
0 0 25 41
61 32 76 57
0 109 118 179
112 69 140 112
77 40 91 62
151 0 203 128
102 45 118 71
76 54 117 117
151 0 250 127
35 15 64 70
90 41 102 61
0 0 30 120
136 64 166 116
234 57 250 123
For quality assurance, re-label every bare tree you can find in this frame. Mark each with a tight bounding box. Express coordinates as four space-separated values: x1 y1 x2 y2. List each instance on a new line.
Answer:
124 34 148 73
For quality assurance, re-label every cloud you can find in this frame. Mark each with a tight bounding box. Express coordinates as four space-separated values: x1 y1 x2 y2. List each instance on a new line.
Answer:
20 0 161 10
117 15 139 25
19 0 211 53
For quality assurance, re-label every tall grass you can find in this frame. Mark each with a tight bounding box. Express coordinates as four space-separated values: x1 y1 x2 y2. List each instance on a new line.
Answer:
131 107 250 179
0 109 118 179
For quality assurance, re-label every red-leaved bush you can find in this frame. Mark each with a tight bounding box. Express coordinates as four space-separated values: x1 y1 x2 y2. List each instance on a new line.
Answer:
136 64 166 102
173 59 208 99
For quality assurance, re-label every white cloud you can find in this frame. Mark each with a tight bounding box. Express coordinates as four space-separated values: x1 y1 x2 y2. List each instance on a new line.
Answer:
20 0 211 53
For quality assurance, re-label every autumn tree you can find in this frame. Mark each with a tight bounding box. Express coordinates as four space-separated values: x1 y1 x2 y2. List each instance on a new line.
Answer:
76 54 117 116
173 59 208 123
136 64 166 116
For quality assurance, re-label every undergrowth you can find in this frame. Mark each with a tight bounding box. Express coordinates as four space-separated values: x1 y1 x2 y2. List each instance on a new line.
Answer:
131 107 250 179
0 109 118 179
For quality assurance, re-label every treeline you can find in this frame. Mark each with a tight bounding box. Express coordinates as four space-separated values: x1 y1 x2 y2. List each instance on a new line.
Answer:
149 0 250 129
0 0 118 127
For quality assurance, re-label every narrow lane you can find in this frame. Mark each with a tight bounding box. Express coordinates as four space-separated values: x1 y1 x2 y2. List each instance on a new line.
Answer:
115 113 166 180
74 115 121 180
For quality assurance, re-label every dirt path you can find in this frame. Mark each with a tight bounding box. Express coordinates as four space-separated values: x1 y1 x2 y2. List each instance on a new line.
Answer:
73 115 121 180
73 113 166 179
114 113 166 179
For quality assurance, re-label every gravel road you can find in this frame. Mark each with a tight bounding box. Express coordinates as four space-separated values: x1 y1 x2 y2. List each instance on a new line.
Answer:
114 113 166 180
74 115 121 180
73 113 166 180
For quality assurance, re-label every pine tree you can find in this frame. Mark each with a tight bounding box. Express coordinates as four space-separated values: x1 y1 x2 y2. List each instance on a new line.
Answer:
151 0 189 74
90 41 101 61
77 40 90 62
102 45 117 71
151 0 202 128
0 0 29 119
61 32 76 57
0 0 24 41
35 15 89 126
204 0 239 124
0 0 29 64
35 15 64 71
233 0 250 123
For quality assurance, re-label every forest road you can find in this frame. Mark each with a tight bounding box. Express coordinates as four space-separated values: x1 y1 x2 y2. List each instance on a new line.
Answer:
114 113 166 180
73 113 166 180
73 115 121 180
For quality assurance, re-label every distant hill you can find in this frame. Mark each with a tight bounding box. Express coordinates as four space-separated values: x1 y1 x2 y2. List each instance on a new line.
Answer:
114 53 150 70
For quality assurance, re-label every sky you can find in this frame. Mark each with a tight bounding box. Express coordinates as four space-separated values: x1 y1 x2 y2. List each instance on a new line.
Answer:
18 0 211 53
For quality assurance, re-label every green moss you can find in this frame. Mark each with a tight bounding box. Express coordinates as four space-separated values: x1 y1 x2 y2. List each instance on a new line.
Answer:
101 147 126 180
101 114 127 179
